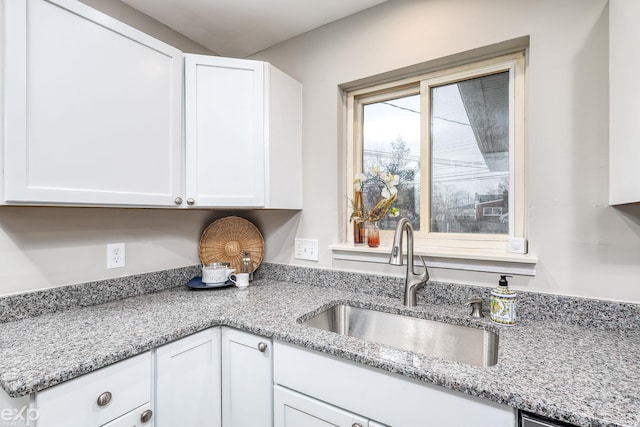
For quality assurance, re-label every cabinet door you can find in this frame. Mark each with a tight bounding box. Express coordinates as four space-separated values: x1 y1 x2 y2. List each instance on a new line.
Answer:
221 327 272 427
274 386 369 427
609 0 640 204
263 64 303 209
100 403 152 427
184 54 265 207
2 0 183 207
155 328 222 427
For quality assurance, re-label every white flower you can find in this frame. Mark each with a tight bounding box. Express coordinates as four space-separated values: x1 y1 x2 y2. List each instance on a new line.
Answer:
381 185 398 200
353 173 367 191
351 167 400 222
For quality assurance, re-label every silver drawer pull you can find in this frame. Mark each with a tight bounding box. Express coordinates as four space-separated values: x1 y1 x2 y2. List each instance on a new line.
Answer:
174 197 183 205
257 342 268 352
140 409 153 423
96 391 112 407
186 198 195 205
352 424 363 427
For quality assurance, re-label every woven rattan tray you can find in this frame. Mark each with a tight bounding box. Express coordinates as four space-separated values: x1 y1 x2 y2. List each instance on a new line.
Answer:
199 216 264 273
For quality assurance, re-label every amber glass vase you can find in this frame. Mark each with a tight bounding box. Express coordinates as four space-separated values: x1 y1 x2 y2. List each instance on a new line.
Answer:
352 191 366 245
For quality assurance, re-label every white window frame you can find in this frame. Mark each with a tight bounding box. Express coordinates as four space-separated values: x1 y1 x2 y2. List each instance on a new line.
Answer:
345 52 526 254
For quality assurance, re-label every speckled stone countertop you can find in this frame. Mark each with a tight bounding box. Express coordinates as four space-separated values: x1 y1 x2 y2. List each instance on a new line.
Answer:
0 268 638 427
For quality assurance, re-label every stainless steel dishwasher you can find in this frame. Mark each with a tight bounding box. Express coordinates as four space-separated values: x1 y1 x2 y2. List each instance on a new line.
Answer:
520 412 575 427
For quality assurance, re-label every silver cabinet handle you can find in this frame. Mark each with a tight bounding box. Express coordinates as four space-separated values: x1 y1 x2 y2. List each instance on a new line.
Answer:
140 409 153 423
96 391 112 407
186 198 195 205
257 342 268 352
352 424 363 427
174 197 183 205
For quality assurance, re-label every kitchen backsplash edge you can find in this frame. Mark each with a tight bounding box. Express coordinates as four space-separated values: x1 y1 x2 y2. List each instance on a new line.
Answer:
0 262 637 330
0 265 200 323
254 263 640 331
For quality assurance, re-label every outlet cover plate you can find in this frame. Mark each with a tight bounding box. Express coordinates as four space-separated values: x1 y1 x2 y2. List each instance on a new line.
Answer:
107 243 125 269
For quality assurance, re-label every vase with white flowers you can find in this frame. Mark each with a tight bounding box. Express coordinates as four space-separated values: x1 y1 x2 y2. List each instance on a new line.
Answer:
349 167 400 247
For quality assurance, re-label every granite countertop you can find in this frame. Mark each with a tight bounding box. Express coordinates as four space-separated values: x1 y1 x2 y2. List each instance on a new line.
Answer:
0 278 638 427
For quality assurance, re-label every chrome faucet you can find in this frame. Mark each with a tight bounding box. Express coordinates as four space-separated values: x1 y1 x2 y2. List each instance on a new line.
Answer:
389 218 429 307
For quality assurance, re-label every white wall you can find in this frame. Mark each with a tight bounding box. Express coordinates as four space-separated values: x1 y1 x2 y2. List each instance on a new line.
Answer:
78 0 214 54
2 0 639 304
249 0 640 303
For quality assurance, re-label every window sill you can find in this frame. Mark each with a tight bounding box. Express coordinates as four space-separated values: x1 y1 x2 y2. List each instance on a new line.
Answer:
329 243 537 276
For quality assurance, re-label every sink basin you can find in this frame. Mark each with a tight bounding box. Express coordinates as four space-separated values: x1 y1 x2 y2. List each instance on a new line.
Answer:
302 304 498 367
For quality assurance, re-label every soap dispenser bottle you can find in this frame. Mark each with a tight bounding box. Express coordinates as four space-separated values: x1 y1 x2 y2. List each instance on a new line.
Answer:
490 275 517 325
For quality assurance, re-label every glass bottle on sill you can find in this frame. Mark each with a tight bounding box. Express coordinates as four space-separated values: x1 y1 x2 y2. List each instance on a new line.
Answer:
352 190 366 245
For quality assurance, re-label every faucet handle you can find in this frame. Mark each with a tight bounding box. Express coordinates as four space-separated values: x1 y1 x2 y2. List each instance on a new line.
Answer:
415 256 430 282
464 298 484 318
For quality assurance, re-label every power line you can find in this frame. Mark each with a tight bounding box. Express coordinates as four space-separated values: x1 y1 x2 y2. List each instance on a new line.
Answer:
433 115 471 127
379 101 420 115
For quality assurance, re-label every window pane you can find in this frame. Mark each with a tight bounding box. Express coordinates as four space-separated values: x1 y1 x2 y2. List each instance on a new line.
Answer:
362 94 421 231
430 72 509 234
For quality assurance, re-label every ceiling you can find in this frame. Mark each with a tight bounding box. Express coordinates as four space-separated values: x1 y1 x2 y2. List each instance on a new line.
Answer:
121 0 389 57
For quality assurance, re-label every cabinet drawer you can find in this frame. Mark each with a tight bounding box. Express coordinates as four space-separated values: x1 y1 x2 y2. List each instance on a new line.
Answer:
34 352 151 427
101 403 152 427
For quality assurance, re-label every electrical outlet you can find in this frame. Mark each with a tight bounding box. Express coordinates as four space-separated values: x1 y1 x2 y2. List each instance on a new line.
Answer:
294 238 319 261
107 243 125 269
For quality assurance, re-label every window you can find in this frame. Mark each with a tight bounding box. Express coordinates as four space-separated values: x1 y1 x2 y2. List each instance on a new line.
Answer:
483 207 503 217
346 52 525 252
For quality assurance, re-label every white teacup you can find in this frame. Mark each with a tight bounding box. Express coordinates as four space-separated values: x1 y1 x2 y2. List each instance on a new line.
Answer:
202 263 235 284
229 273 250 288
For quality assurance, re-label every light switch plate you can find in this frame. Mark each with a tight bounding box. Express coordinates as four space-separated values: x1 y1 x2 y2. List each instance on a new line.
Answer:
294 238 319 261
508 237 527 254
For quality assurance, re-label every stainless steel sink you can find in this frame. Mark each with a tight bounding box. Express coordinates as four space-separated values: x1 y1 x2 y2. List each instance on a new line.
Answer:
302 304 498 367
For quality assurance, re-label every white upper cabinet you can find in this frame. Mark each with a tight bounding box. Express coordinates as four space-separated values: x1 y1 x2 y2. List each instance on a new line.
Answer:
1 0 302 209
610 0 640 205
263 64 303 210
1 0 183 207
185 54 303 209
185 55 265 208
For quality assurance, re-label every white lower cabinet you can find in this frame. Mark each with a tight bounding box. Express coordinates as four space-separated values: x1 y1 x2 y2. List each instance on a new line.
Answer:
1 328 516 427
273 341 516 427
222 327 273 427
274 386 386 427
153 326 273 427
33 352 151 427
154 327 222 427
